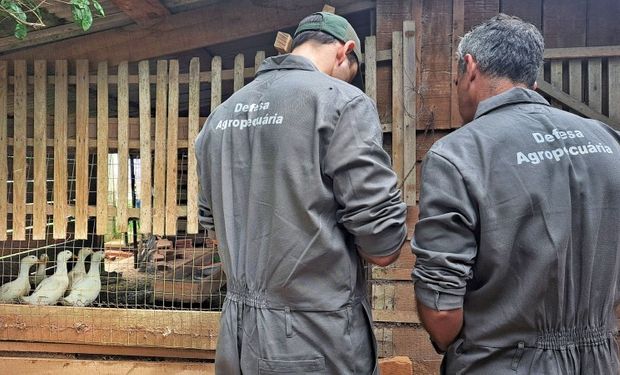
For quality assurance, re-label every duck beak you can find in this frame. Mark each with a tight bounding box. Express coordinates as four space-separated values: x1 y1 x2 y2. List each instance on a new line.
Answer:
72 255 79 260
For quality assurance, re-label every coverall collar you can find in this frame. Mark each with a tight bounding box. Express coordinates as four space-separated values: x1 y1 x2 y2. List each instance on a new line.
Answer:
474 87 549 120
256 54 319 76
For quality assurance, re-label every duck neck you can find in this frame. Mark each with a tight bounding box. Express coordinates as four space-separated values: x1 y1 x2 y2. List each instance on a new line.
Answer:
36 262 46 276
17 262 33 280
87 258 101 276
74 255 87 273
55 258 69 275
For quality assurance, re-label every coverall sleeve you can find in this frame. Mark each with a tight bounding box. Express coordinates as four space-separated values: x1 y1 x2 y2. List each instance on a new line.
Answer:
411 151 478 310
194 127 215 233
324 95 407 258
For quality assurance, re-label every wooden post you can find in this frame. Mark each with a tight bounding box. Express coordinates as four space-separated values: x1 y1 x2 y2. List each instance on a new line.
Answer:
211 57 222 109
588 58 602 113
186 57 200 235
254 51 266 76
53 60 68 239
165 60 179 236
75 60 90 239
33 60 48 240
0 61 6 241
96 61 109 236
364 36 377 102
402 21 417 205
610 57 620 123
391 31 404 186
450 0 464 128
568 59 582 101
550 60 563 92
117 61 129 233
138 60 153 234
153 60 168 236
234 54 245 92
12 60 27 240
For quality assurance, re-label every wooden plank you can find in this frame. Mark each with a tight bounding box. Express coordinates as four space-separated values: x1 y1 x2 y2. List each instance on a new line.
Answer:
139 60 153 234
537 80 619 131
544 46 620 60
0 61 6 241
33 60 47 240
587 58 602 113
96 61 109 235
12 60 27 241
391 31 404 186
451 0 464 128
211 56 222 109
53 61 68 239
153 60 168 236
403 21 417 205
75 60 90 240
543 0 587 48
364 36 377 102
500 0 542 30
1 1 375 66
550 60 563 91
254 50 265 76
187 58 200 234
166 60 179 236
234 53 244 92
109 0 171 25
568 59 582 101
586 0 620 47
117 61 129 233
610 58 620 123
2 357 214 374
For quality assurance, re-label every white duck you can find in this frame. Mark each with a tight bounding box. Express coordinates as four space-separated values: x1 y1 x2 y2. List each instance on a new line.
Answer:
67 247 93 293
62 251 104 307
31 253 49 288
21 250 73 305
0 255 39 303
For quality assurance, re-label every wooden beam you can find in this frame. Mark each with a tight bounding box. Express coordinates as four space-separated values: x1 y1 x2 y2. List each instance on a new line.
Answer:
537 80 620 131
0 0 375 66
544 45 620 59
109 0 171 26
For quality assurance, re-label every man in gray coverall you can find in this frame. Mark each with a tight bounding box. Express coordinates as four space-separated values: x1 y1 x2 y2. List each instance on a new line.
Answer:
195 11 407 375
412 14 620 374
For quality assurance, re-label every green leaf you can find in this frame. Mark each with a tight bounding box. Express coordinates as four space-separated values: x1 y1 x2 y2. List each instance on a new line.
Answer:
80 7 92 30
92 0 105 17
14 23 27 39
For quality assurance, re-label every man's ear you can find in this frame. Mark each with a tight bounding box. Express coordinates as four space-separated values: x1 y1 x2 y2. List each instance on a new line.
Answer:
464 54 477 83
336 40 356 64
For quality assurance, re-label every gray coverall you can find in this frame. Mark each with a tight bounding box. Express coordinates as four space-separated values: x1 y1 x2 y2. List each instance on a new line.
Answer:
412 88 620 374
195 54 407 374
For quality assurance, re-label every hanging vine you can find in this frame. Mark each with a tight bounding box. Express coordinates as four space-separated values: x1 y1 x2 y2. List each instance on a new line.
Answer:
0 0 104 39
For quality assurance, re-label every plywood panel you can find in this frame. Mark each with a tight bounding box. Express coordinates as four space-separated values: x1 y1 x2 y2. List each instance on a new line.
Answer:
464 0 499 31
166 60 179 236
543 0 587 48
586 0 620 47
0 61 7 241
139 60 153 234
153 60 168 236
186 57 200 234
33 60 48 240
96 61 109 235
75 60 90 239
12 60 27 241
500 0 542 29
53 60 68 239
117 61 129 233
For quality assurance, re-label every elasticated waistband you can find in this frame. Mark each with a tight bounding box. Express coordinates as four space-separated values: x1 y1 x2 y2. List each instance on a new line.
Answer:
535 326 615 350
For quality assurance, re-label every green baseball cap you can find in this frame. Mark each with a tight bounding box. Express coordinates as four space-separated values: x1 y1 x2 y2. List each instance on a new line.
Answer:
294 12 364 89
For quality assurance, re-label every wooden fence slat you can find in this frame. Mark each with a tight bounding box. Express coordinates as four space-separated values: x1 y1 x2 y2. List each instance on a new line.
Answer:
75 59 89 239
550 60 563 90
588 58 602 113
254 51 265 76
117 61 129 233
403 21 417 205
568 59 582 101
211 57 222 109
391 31 404 187
450 0 464 128
12 60 27 240
53 60 68 239
165 60 179 236
0 61 6 241
33 60 47 240
234 53 244 92
365 36 377 102
187 57 200 234
610 57 620 123
96 61 109 235
138 60 152 234
153 60 168 236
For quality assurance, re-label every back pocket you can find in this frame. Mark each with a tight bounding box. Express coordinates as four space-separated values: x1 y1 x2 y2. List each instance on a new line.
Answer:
258 357 326 374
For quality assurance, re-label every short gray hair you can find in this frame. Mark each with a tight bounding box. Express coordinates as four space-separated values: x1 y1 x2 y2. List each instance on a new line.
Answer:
457 14 544 87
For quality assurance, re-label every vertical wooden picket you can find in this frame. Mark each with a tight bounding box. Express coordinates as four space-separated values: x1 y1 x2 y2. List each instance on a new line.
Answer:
254 51 265 76
186 57 200 235
402 21 417 205
391 31 404 187
0 61 6 241
138 60 152 234
568 59 582 100
96 61 109 235
588 58 602 113
234 54 244 92
153 60 168 236
364 36 377 103
610 57 620 124
75 60 89 239
211 57 222 108
12 60 27 240
33 60 48 240
117 61 129 233
165 60 179 236
53 60 68 239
